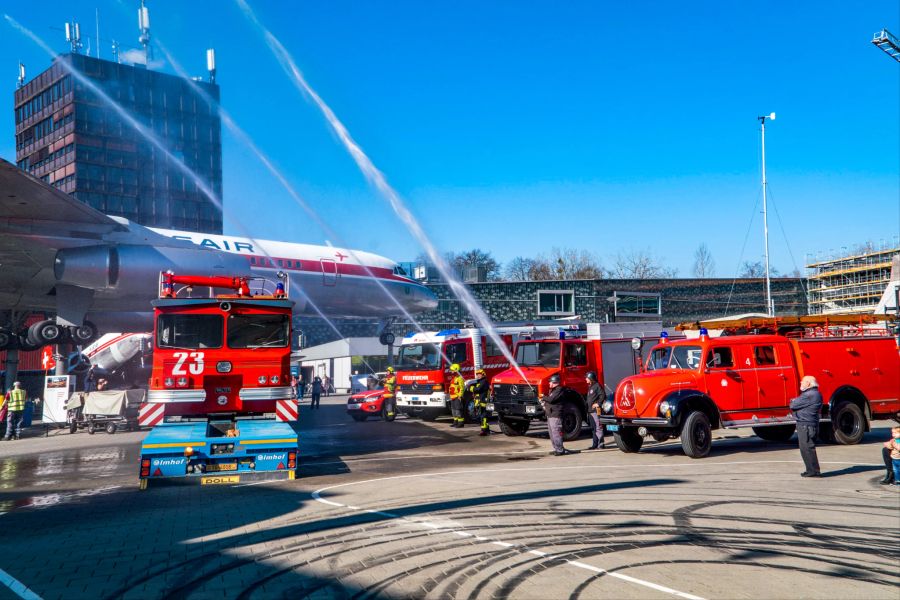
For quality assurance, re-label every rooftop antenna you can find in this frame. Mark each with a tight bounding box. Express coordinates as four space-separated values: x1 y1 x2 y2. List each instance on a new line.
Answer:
138 0 152 65
16 63 25 89
112 39 120 63
206 48 216 83
65 20 83 54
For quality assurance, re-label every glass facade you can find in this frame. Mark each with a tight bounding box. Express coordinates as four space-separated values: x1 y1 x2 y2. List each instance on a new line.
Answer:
13 53 223 233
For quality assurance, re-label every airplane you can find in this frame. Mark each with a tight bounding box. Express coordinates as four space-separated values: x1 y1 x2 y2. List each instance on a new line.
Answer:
0 158 437 350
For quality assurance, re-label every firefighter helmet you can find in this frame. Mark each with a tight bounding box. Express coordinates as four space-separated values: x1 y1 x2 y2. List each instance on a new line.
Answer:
449 363 461 372
585 371 597 381
549 374 561 384
475 368 486 376
387 366 394 373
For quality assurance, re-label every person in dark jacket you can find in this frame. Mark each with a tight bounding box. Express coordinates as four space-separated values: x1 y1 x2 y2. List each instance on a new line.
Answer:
311 376 322 410
585 372 606 450
790 375 823 477
541 374 578 456
469 368 491 436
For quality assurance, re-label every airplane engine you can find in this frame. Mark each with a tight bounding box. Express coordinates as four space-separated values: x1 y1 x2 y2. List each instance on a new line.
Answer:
54 245 252 294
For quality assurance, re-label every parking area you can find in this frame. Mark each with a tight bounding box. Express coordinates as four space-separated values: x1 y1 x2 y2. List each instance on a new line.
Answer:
0 395 897 599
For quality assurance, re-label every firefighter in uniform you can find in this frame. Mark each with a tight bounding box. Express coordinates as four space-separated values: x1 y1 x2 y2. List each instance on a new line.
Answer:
4 382 28 441
585 372 606 450
448 363 466 428
383 366 397 420
469 368 490 436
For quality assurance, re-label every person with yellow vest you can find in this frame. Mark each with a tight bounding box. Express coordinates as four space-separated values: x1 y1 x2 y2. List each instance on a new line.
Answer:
448 363 466 428
383 366 397 421
4 381 28 441
470 368 491 436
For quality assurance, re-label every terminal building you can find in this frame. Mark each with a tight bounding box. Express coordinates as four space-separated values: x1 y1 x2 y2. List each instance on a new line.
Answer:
806 244 900 314
14 52 223 233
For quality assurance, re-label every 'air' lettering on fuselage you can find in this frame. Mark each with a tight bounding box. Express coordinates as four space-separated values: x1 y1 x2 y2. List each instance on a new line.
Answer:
172 235 255 254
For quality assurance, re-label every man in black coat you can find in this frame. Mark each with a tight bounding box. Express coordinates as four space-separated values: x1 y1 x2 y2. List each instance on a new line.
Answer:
585 372 606 450
541 374 578 456
790 375 823 477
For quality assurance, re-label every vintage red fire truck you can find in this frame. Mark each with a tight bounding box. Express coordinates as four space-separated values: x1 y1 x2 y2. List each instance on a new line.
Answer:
600 315 900 458
138 272 299 488
490 322 669 440
394 323 582 421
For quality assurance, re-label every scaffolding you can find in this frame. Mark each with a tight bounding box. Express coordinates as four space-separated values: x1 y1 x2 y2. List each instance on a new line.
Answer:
807 246 900 314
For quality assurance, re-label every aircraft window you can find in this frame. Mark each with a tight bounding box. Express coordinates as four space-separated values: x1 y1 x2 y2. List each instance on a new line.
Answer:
157 314 223 349
227 314 290 349
754 346 776 366
706 347 734 369
394 265 408 276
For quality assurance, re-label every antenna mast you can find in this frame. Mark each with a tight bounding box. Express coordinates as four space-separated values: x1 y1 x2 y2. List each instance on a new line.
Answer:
65 20 83 54
758 112 776 316
138 0 152 65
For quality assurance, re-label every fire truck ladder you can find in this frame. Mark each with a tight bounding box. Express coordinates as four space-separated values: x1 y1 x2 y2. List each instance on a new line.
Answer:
872 28 900 63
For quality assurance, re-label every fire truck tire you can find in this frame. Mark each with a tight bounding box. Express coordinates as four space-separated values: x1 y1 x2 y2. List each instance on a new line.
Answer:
560 402 583 442
351 414 368 422
499 417 530 436
69 420 78 434
681 411 712 458
87 423 96 435
752 424 795 442
613 428 643 452
830 402 865 445
106 423 117 434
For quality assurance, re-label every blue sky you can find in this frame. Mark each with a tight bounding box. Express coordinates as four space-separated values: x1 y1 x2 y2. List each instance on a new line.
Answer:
2 1 898 276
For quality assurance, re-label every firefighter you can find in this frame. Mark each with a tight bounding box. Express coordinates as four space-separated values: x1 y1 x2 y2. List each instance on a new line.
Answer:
448 363 466 428
383 366 397 419
3 381 27 441
541 374 578 456
585 372 606 450
470 368 490 436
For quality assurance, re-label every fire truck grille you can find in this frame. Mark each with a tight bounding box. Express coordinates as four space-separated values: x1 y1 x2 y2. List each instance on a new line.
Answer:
493 384 537 403
399 384 429 394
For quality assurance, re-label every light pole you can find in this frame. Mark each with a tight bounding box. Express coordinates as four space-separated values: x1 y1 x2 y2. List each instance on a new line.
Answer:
758 112 776 316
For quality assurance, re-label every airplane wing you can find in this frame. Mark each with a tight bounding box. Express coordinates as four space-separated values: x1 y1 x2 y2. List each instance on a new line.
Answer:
0 158 129 311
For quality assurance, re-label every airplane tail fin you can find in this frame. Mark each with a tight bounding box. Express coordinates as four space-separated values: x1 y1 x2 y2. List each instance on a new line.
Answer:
874 255 900 315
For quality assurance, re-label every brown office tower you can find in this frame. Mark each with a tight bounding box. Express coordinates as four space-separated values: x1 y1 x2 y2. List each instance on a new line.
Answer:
13 53 223 233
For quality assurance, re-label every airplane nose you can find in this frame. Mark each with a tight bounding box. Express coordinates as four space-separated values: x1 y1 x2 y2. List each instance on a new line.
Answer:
416 284 438 311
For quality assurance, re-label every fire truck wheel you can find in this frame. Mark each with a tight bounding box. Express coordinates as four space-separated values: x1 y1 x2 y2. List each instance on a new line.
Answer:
69 420 78 434
498 417 530 436
613 428 643 453
752 424 796 442
87 423 96 435
681 411 712 458
351 414 368 422
560 402 583 442
106 423 117 434
830 402 865 445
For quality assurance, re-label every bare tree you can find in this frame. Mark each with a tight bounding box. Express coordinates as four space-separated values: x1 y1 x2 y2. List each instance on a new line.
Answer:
739 261 779 278
450 249 501 281
504 257 536 281
519 248 605 281
692 243 716 278
610 249 678 279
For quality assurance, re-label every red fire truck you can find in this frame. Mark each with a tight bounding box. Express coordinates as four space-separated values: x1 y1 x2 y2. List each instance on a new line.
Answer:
490 322 668 440
394 323 581 421
600 315 900 458
138 272 299 489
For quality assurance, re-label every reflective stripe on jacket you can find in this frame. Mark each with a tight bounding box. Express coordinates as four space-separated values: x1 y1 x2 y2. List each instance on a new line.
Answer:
8 389 26 412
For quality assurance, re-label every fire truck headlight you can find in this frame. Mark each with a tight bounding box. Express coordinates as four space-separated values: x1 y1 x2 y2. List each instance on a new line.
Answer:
601 400 613 414
176 377 188 387
258 375 267 385
659 401 671 417
270 375 280 384
164 378 174 388
216 361 232 373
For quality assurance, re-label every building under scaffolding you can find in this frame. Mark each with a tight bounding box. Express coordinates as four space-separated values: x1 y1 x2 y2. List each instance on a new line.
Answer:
807 245 900 314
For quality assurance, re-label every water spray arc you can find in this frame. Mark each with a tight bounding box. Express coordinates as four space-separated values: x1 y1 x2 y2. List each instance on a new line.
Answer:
237 0 532 385
153 40 440 348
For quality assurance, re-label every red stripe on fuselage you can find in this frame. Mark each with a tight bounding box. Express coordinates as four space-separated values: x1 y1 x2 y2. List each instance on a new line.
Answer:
244 256 415 284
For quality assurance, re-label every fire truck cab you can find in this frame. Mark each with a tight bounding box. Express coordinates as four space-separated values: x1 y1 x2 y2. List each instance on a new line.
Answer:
601 316 900 458
138 272 299 489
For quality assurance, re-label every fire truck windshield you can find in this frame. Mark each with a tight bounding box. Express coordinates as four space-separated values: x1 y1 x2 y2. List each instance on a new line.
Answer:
227 314 291 349
157 314 223 349
647 345 703 371
396 344 441 370
515 342 561 367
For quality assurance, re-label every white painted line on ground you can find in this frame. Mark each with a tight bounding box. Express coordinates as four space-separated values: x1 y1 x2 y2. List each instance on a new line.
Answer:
0 567 43 600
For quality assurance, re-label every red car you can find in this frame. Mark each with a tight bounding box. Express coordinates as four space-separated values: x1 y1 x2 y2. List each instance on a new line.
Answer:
347 388 392 421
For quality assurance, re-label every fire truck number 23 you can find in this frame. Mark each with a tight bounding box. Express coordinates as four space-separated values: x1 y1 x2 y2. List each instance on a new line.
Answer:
171 352 205 376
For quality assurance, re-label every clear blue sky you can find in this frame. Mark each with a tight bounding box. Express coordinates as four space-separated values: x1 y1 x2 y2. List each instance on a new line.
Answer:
2 1 898 276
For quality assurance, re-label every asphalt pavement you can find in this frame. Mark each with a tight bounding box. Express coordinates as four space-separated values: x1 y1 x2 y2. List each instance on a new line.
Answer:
0 394 897 600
